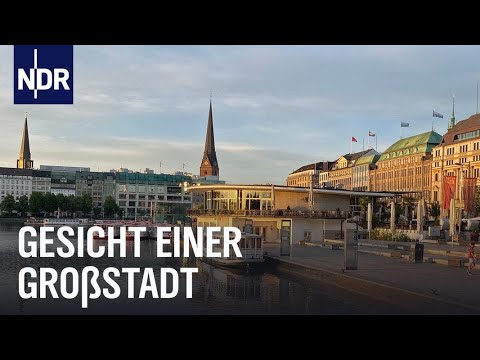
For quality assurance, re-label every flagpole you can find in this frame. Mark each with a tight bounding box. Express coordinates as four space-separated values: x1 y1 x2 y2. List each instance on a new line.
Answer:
376 135 377 151
363 138 365 151
350 138 352 154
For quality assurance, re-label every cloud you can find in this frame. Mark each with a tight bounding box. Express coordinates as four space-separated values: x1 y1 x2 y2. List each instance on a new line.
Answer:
1 45 479 184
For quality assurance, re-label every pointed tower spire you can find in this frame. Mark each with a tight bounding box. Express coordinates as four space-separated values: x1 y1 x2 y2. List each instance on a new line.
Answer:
448 95 456 130
17 112 34 169
199 98 219 177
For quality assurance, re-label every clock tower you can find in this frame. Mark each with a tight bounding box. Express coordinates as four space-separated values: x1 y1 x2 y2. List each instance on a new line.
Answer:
200 100 219 177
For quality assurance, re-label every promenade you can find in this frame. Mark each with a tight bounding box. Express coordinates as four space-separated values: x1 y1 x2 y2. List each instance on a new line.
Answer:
264 243 480 314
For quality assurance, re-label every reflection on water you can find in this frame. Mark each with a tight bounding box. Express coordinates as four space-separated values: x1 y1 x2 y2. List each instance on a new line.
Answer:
0 221 403 314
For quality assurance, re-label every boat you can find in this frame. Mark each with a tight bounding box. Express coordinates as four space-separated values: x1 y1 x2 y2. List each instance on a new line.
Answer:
41 218 94 228
24 217 44 226
200 231 265 272
121 221 150 240
92 221 121 239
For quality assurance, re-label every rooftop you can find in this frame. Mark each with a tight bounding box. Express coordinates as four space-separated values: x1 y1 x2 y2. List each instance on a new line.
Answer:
187 183 395 197
289 161 333 175
441 113 480 145
378 131 442 161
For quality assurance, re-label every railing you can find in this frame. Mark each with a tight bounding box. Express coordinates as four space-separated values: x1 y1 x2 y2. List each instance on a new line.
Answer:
186 209 349 219
206 245 264 260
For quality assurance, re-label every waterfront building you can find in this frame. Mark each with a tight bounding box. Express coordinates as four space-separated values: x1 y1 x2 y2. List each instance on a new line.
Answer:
190 175 226 209
329 149 377 190
76 171 116 209
40 165 90 172
187 184 393 243
286 161 333 187
370 131 442 202
0 168 50 201
50 171 77 196
199 100 219 178
352 152 380 191
431 112 480 205
115 171 192 219
319 168 330 188
17 114 34 170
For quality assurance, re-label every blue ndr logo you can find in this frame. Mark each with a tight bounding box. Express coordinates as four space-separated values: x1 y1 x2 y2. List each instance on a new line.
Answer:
14 45 73 104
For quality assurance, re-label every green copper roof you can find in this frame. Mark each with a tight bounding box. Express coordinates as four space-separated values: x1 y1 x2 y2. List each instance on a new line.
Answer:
378 131 442 161
355 153 380 166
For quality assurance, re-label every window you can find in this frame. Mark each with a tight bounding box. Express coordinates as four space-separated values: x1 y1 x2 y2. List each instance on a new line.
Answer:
434 173 438 182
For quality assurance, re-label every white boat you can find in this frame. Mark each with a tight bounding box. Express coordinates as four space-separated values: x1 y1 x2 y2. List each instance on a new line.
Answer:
42 218 94 227
92 221 121 239
24 217 44 226
121 221 150 240
200 231 265 271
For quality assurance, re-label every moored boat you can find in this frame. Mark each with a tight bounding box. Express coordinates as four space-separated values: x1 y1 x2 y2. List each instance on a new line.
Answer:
200 231 265 272
41 218 94 228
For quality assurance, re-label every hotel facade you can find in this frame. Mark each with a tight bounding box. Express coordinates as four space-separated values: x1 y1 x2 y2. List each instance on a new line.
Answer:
328 149 378 190
370 131 441 202
431 113 480 206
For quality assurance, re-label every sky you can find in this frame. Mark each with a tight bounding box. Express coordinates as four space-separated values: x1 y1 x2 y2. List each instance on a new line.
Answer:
0 45 479 184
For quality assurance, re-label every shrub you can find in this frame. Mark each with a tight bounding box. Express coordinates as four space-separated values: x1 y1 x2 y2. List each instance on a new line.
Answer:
370 229 412 242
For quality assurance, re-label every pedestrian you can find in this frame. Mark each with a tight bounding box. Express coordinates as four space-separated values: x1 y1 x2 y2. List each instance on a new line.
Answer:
467 243 477 275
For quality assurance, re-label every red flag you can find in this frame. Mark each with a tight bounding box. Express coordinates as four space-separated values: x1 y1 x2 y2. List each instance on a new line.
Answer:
463 177 477 213
442 175 456 210
351 137 358 142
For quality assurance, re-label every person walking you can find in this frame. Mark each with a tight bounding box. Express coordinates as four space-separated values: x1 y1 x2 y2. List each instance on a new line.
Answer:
467 243 477 275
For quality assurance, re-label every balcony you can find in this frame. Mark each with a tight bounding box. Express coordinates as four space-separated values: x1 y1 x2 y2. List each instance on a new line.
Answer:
186 208 349 219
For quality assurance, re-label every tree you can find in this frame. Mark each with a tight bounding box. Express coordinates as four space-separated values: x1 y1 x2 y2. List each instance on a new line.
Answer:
103 196 119 218
0 194 16 214
93 207 101 217
73 196 83 214
16 195 30 215
404 197 415 222
44 193 58 214
79 194 93 214
56 194 68 213
29 192 45 214
429 201 441 225
65 195 77 214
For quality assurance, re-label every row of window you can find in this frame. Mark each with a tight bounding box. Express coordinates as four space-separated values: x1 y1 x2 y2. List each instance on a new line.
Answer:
118 198 191 207
455 129 480 142
435 142 480 157
1 190 28 196
0 180 28 185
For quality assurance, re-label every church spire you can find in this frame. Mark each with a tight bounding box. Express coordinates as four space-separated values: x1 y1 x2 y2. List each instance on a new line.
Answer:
17 113 33 169
448 95 456 130
200 98 219 177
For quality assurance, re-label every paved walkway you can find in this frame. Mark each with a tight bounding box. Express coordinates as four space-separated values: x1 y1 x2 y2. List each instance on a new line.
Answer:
264 244 480 313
